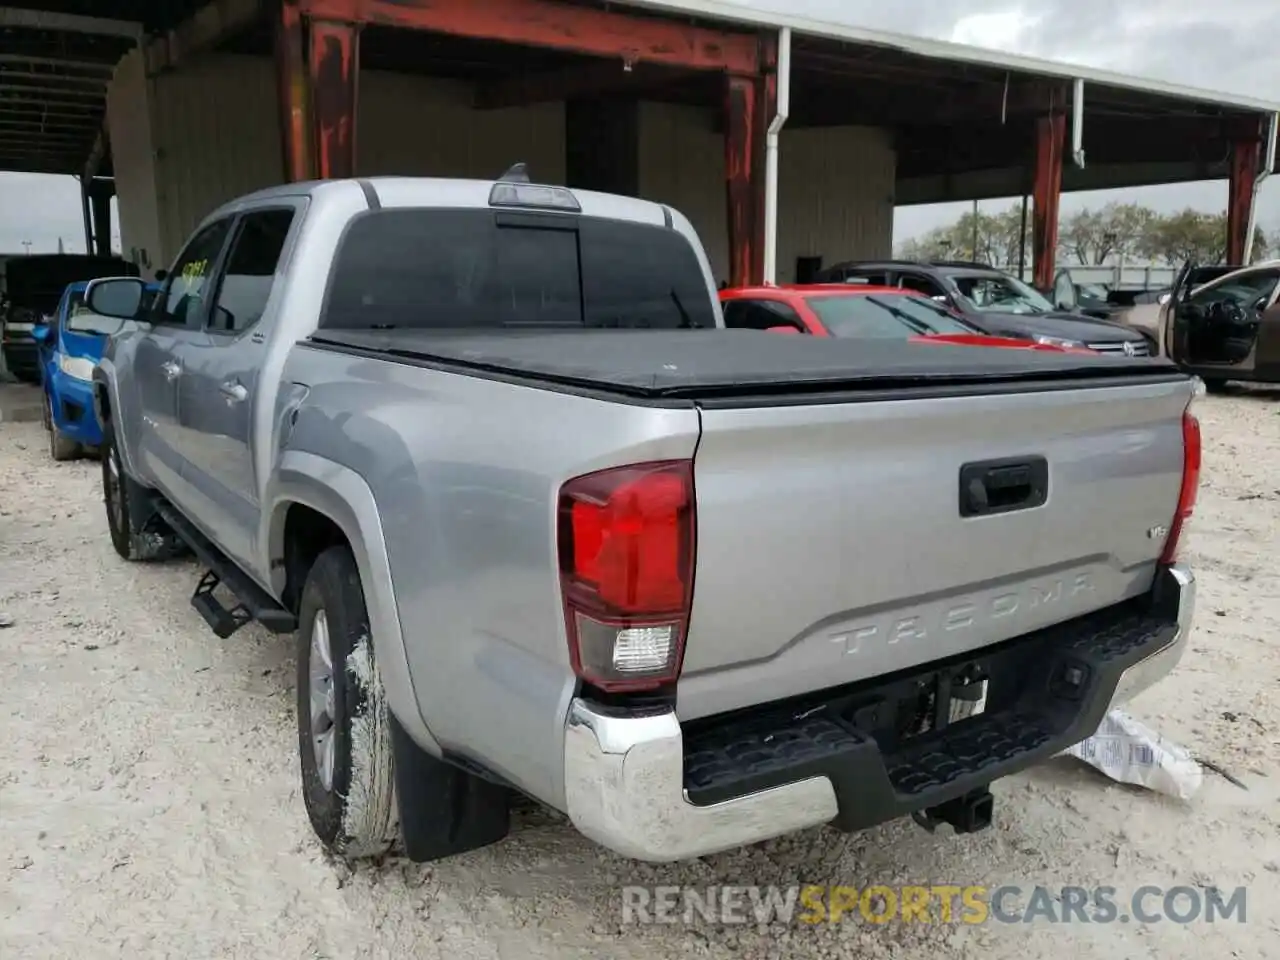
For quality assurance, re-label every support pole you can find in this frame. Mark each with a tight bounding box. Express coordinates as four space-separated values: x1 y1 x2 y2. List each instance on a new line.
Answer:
1227 131 1261 266
307 17 360 180
1243 113 1278 265
89 179 113 256
1017 193 1028 280
276 0 312 182
79 175 93 254
1031 113 1065 291
761 27 789 286
724 72 759 289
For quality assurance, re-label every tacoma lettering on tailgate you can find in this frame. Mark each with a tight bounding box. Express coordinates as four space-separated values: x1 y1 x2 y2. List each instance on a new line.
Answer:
831 574 1095 656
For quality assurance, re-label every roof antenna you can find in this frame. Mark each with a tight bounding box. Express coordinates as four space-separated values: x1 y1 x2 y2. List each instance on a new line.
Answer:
498 162 530 183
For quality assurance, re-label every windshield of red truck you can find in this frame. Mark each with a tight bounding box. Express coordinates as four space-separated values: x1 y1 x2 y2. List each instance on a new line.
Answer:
807 294 981 338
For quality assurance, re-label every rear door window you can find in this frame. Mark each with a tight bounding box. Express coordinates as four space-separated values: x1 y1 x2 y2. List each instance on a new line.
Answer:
207 208 297 334
321 209 716 331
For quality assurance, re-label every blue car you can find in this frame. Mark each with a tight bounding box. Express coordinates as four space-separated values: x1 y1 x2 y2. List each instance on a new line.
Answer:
33 280 159 461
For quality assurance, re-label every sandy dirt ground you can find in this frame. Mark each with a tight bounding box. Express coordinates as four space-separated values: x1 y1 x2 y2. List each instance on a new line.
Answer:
2 386 1278 959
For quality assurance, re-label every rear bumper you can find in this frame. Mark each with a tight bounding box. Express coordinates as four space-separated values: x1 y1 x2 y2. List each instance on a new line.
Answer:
563 564 1195 862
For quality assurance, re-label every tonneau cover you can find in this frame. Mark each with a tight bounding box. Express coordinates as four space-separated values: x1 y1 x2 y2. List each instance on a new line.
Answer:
306 328 1183 399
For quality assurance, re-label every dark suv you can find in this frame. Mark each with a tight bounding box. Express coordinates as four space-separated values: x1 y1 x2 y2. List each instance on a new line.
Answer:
2 253 140 383
813 260 1155 356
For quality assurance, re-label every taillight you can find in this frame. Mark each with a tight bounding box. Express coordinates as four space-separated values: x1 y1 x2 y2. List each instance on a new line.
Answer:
1160 404 1202 565
557 460 695 692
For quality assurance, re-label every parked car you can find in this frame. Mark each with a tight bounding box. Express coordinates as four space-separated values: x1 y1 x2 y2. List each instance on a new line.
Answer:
87 174 1198 866
33 280 161 460
1 254 140 384
720 283 1094 351
1046 272 1124 321
814 260 1154 356
1163 259 1280 390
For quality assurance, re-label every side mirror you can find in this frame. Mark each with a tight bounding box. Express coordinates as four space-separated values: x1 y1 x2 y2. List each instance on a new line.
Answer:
85 277 146 320
766 325 801 335
32 324 51 344
1158 293 1172 307
154 268 169 282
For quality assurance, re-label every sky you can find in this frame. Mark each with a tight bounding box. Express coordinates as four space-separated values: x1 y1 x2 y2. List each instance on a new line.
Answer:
1 0 1279 255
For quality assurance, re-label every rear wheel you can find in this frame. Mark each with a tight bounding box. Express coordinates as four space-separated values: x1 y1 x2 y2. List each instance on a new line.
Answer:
296 546 399 858
47 396 79 462
1202 378 1229 394
294 544 511 862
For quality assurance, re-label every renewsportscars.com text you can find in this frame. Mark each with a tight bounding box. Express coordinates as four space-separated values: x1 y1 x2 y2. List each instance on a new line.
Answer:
620 884 1248 926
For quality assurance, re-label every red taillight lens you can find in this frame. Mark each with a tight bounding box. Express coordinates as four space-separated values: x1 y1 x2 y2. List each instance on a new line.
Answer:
1160 407 1202 565
557 460 695 692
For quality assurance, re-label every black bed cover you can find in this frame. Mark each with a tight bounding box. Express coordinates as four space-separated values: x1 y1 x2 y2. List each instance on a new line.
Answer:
306 328 1185 401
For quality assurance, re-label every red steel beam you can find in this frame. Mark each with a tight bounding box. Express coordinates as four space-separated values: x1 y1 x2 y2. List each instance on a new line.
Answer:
298 0 760 74
275 0 312 181
751 34 777 285
721 34 774 287
1031 112 1065 291
1226 130 1261 265
724 72 759 289
308 18 360 180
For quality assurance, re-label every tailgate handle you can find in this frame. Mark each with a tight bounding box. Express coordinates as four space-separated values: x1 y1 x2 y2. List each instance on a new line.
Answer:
959 457 1048 517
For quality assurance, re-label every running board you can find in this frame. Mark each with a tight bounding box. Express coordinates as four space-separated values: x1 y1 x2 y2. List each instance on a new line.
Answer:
152 499 297 638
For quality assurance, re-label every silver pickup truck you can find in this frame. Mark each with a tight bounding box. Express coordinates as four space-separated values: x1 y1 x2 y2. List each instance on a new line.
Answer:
86 173 1201 865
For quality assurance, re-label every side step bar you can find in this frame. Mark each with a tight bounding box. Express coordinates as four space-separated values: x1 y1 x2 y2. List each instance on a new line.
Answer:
152 499 297 638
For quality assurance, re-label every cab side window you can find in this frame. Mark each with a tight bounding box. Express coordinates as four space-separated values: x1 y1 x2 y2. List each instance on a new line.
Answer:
207 209 296 335
722 299 806 332
154 219 234 328
840 271 890 286
899 273 947 298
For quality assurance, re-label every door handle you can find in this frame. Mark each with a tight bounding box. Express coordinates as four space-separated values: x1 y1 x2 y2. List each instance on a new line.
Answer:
161 361 182 381
959 456 1049 517
220 381 248 403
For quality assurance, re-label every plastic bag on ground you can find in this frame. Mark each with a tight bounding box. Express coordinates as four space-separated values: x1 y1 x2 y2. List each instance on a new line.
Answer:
1062 708 1204 801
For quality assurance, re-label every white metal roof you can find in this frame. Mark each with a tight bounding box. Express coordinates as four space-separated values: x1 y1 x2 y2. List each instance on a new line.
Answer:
625 0 1280 115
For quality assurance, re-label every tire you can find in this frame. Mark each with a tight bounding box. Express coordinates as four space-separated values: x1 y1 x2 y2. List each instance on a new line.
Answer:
100 422 187 562
1203 378 1229 394
48 397 80 462
296 546 399 859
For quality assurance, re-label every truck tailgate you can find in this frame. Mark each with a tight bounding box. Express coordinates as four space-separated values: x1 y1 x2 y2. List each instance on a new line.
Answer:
678 377 1192 721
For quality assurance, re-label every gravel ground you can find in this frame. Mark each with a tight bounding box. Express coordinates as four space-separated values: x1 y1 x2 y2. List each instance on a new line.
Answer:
2 388 1279 959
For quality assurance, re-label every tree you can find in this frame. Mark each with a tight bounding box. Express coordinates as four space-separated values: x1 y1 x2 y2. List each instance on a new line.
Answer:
1134 209 1222 265
895 203 1029 267
1058 203 1157 264
900 202 1272 270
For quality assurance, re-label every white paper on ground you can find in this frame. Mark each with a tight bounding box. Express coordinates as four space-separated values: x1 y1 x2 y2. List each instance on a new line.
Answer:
1062 708 1204 801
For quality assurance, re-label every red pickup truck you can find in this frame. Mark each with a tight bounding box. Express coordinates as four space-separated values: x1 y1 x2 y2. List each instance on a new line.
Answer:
720 285 1095 352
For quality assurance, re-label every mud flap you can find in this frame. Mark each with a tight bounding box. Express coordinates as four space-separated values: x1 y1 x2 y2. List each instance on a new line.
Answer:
388 713 511 862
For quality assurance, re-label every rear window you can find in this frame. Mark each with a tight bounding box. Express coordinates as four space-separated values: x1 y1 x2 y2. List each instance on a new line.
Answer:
806 294 980 338
321 208 716 331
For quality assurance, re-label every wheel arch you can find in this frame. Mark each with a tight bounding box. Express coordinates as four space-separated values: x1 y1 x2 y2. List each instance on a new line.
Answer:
92 361 142 480
265 450 442 758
